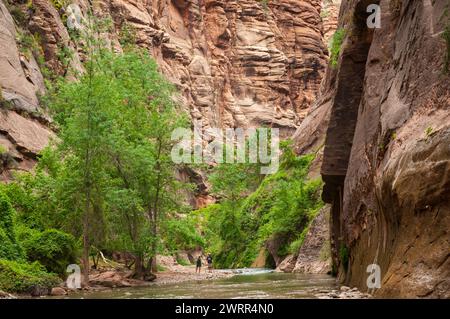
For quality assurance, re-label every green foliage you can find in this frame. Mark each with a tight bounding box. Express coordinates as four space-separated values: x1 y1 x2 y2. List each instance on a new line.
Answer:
56 44 74 73
176 256 190 266
286 225 310 255
50 0 68 11
425 126 434 138
22 229 77 276
44 43 190 276
9 6 27 25
119 23 137 48
0 88 13 109
162 218 205 253
15 224 39 244
339 243 349 271
0 191 24 261
0 191 14 236
439 6 450 74
156 264 166 272
0 259 60 293
0 166 62 231
197 142 324 268
16 31 33 58
320 9 330 19
209 163 261 203
191 204 223 258
329 28 346 68
259 0 269 11
0 228 23 261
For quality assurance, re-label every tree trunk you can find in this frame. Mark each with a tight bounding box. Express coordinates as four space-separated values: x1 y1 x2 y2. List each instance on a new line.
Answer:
82 197 90 287
133 254 144 279
150 255 157 273
82 232 90 286
150 219 158 273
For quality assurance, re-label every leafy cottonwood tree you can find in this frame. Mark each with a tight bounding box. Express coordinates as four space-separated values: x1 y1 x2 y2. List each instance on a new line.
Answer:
47 12 128 284
103 50 190 277
49 46 190 281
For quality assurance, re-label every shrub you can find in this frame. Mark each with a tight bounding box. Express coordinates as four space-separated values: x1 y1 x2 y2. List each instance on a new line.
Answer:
176 256 190 266
329 28 346 68
0 191 15 236
287 225 310 255
258 0 269 11
0 191 23 260
0 228 23 261
15 223 39 244
50 0 68 10
0 259 60 294
22 229 78 276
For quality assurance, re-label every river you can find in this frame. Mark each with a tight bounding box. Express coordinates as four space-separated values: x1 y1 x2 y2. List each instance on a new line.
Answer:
57 269 337 299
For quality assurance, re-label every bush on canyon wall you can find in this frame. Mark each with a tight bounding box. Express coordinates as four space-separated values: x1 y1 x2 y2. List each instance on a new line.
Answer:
329 28 346 68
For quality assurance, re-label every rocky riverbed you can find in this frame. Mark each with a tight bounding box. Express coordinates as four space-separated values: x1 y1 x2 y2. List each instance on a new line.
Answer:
313 286 372 299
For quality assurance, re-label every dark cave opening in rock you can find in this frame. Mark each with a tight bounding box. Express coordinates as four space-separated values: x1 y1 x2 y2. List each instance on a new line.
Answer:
265 252 277 269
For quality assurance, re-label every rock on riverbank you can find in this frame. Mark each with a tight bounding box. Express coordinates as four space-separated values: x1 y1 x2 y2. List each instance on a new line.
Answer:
314 286 372 299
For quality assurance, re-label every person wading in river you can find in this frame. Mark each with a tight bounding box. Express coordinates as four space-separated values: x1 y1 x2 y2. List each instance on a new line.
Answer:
196 256 202 274
207 254 213 273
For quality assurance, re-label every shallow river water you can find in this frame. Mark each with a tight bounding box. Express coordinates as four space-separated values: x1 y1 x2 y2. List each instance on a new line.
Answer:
58 269 337 299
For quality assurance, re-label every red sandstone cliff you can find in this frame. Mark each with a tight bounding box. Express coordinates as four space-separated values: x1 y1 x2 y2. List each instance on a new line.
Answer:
294 0 449 297
0 0 332 181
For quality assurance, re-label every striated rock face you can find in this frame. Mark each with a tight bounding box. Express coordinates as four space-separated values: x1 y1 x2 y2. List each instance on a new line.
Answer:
276 206 331 274
0 0 332 177
104 0 330 136
321 0 340 43
317 0 450 297
0 0 55 179
292 205 330 273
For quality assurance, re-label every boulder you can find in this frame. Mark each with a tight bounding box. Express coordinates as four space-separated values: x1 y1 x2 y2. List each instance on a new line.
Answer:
50 287 67 296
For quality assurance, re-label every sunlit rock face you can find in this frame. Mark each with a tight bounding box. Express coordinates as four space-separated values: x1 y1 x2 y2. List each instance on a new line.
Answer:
0 0 333 176
106 0 330 137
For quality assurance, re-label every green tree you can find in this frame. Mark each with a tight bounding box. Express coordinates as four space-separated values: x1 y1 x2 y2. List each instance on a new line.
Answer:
103 50 190 277
198 141 323 268
47 16 118 285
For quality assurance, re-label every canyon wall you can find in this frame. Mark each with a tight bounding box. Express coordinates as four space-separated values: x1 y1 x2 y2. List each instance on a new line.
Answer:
0 0 332 181
2 0 448 298
297 0 449 297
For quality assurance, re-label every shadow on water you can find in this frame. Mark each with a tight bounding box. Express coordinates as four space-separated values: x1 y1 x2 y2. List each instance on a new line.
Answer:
54 269 337 299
